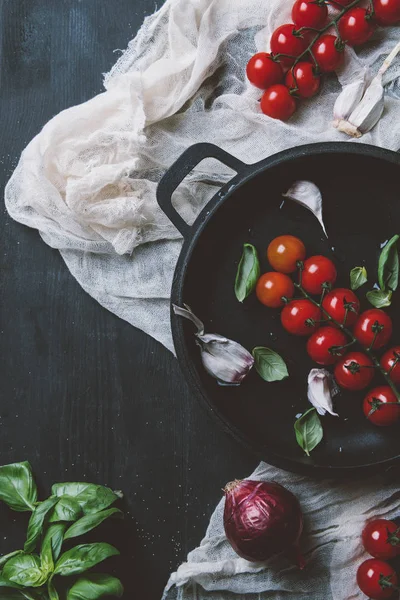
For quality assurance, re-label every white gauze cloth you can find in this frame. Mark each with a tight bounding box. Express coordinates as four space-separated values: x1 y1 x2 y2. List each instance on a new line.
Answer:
4 1 400 599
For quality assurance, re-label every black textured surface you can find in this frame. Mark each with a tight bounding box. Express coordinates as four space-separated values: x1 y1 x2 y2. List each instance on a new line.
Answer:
0 2 258 599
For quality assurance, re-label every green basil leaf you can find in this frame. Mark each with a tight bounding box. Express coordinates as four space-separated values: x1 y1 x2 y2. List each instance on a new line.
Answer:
2 553 47 588
350 266 367 291
48 579 59 600
378 234 399 291
24 496 58 553
40 528 55 576
0 550 23 568
235 244 260 302
366 289 393 308
252 347 289 382
54 543 119 577
0 462 37 512
51 484 119 515
67 574 124 599
41 524 67 563
294 408 323 456
64 508 123 541
49 497 82 523
0 573 21 587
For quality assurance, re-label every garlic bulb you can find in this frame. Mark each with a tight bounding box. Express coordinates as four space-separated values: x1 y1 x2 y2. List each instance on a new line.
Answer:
283 181 327 238
307 369 339 417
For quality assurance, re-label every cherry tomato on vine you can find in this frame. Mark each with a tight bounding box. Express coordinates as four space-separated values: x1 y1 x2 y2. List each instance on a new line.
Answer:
380 346 400 384
267 235 306 273
307 326 348 365
322 288 360 327
363 386 400 427
362 519 400 560
301 256 337 295
256 272 294 308
270 24 308 67
285 62 321 98
261 85 297 121
357 558 398 600
372 0 400 25
353 309 393 350
281 299 321 336
334 351 374 391
312 35 345 73
292 0 328 28
246 53 284 89
338 8 375 47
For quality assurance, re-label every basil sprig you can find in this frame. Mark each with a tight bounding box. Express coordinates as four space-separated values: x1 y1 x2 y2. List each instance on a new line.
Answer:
294 408 323 456
366 235 399 308
235 243 260 302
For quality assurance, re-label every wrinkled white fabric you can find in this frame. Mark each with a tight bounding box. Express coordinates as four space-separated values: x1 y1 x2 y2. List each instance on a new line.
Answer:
5 0 400 351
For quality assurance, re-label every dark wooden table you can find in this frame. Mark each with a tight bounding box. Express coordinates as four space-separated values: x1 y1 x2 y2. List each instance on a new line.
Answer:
0 1 257 597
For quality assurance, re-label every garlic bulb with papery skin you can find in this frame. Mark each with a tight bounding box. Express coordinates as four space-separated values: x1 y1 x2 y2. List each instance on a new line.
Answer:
308 368 339 417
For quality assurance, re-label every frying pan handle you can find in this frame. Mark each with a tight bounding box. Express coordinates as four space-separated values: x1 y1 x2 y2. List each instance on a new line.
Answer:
157 143 246 238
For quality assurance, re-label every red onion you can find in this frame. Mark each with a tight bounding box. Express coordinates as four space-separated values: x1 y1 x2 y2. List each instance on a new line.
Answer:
223 479 305 567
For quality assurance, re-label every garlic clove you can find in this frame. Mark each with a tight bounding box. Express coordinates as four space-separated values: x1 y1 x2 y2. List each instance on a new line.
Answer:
333 75 367 125
307 368 339 417
283 181 327 238
341 74 384 137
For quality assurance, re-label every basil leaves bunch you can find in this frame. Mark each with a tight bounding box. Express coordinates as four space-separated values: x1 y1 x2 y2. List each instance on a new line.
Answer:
0 462 123 599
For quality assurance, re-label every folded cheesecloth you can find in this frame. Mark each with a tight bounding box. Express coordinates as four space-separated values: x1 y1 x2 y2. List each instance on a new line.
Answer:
5 0 400 598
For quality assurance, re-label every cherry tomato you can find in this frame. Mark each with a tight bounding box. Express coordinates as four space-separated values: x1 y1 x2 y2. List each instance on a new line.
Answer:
372 0 400 25
362 519 400 560
301 256 337 295
354 309 393 350
363 386 400 427
292 0 328 28
322 288 360 327
261 85 297 121
313 35 344 73
256 272 294 308
334 351 375 391
285 62 321 99
380 346 400 384
267 235 306 273
338 8 375 47
246 53 284 90
270 24 308 67
307 326 348 365
281 299 321 336
357 558 398 600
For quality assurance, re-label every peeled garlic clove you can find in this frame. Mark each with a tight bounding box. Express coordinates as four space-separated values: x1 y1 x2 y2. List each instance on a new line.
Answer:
338 74 384 137
307 368 339 417
333 75 366 126
283 181 327 238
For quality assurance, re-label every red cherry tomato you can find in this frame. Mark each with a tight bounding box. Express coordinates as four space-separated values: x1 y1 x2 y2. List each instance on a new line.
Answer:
357 558 398 600
270 24 308 67
313 35 344 73
353 309 393 350
267 235 306 273
338 8 375 46
363 386 400 427
281 299 321 336
380 346 400 384
301 256 337 295
334 351 375 391
362 519 400 560
246 53 284 90
307 326 348 365
292 0 328 28
261 85 297 121
285 62 321 98
373 0 400 25
256 272 294 308
322 288 360 327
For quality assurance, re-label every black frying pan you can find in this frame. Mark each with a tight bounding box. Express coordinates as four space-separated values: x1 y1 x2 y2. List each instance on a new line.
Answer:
157 142 400 477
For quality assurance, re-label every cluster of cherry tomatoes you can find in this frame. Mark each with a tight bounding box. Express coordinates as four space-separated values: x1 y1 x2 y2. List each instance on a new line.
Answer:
357 518 400 599
246 0 400 121
256 234 400 426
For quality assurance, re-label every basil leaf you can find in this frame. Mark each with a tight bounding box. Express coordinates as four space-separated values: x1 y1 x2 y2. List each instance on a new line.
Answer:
0 462 37 512
294 408 323 456
67 574 124 599
64 508 123 541
54 543 119 577
49 497 82 523
0 550 23 568
2 553 47 587
41 524 67 562
252 347 289 382
51 484 119 515
40 528 55 576
366 289 393 308
48 579 59 600
350 266 367 290
235 244 260 302
0 573 21 587
24 496 58 553
378 234 399 291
